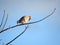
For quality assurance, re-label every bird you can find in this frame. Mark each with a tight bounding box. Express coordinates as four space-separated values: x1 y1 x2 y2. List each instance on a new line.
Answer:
17 16 31 24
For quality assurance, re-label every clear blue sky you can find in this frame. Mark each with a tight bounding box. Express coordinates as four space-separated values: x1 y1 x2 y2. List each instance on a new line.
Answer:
0 0 60 45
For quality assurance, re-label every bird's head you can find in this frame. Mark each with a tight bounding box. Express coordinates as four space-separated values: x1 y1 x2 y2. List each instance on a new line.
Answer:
17 20 19 24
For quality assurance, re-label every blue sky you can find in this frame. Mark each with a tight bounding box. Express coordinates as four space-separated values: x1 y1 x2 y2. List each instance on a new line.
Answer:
0 0 60 45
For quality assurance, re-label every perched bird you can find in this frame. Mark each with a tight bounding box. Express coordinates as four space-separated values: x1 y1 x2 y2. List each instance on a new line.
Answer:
17 16 31 24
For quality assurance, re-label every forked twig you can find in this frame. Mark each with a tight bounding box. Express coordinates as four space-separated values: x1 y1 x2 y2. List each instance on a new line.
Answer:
6 25 29 45
0 10 5 28
2 14 8 30
0 8 56 34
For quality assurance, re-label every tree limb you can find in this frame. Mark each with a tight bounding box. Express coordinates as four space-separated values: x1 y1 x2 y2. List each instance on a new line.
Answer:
0 8 56 34
6 25 29 45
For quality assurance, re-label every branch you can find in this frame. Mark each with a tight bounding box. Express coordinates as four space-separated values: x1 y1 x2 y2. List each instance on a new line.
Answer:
6 25 29 45
0 10 5 28
1 14 8 30
0 8 56 34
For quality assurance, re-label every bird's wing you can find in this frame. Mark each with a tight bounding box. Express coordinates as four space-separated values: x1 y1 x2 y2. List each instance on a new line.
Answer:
19 16 25 22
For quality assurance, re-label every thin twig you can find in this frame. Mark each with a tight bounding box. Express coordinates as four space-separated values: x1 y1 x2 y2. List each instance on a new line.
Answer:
0 8 56 34
0 10 5 28
2 14 8 30
6 25 29 45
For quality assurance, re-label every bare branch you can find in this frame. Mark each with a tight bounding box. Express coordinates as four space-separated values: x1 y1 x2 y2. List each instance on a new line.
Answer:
0 10 5 28
6 25 29 45
0 8 56 34
1 14 8 30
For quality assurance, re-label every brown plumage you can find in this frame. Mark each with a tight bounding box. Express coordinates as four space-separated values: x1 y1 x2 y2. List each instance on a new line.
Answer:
17 16 31 24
